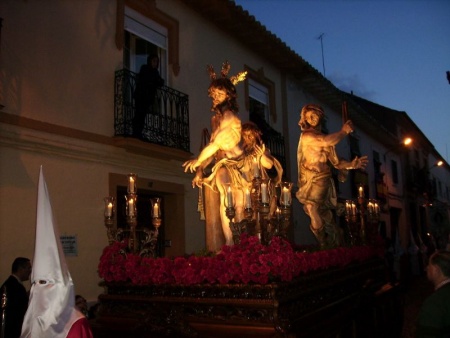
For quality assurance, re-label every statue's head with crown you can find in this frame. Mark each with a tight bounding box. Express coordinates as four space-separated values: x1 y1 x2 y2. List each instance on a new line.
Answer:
207 61 247 113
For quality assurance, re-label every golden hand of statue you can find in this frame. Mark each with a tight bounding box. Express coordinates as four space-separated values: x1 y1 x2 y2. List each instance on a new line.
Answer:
352 155 368 170
192 174 203 188
342 120 354 134
254 144 265 158
182 159 200 173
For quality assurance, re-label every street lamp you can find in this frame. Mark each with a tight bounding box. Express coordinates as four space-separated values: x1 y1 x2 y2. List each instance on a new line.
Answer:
403 137 413 146
429 160 443 170
383 137 413 160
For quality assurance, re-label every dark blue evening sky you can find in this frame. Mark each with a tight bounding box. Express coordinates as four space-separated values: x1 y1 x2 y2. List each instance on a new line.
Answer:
235 0 450 161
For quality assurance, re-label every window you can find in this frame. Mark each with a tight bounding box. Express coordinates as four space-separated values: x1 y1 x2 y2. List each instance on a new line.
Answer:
414 150 420 168
115 2 180 76
248 78 270 123
391 160 399 184
124 6 167 79
245 68 285 171
373 150 387 202
245 67 276 125
349 135 361 158
373 151 382 178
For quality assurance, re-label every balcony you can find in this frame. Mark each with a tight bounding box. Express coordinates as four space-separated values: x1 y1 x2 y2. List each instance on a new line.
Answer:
114 69 190 152
264 132 286 174
250 113 287 175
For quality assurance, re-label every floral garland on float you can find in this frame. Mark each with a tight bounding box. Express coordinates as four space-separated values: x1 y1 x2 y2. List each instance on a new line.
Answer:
98 234 384 286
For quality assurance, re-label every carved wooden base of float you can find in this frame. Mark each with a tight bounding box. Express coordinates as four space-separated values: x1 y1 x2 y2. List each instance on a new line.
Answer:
91 258 403 338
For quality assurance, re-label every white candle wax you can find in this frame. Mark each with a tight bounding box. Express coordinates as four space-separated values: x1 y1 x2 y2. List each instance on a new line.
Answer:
106 202 113 217
227 186 233 207
129 177 135 192
261 183 268 203
282 187 290 205
128 199 134 216
153 203 159 218
358 186 364 198
245 188 252 208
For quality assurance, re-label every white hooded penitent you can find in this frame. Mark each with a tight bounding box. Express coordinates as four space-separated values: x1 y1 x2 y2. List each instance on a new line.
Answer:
21 166 84 338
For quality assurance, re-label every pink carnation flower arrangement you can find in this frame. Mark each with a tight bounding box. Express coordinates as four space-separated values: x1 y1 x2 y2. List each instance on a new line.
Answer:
98 234 383 286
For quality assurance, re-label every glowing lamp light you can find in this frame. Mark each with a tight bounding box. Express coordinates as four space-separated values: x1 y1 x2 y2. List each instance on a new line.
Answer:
403 137 412 146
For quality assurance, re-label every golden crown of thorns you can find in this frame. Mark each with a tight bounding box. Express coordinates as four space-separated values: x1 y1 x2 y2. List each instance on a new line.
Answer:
207 61 247 85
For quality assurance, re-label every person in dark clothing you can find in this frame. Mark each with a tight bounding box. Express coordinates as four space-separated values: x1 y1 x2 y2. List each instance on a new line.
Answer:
416 250 450 337
1 257 32 338
133 54 164 138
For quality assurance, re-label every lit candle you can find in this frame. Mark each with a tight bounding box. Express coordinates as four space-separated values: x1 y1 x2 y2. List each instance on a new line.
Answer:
276 207 281 220
345 201 350 215
351 203 356 215
358 186 364 198
226 186 233 207
153 202 159 218
128 198 134 216
281 187 290 206
252 158 260 178
129 177 135 193
245 188 252 209
106 202 113 217
261 182 268 203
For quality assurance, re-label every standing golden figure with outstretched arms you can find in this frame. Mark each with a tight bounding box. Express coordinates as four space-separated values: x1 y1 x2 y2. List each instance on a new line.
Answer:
296 104 368 248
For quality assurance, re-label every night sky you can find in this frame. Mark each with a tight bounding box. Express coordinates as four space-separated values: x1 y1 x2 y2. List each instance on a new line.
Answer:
235 0 450 162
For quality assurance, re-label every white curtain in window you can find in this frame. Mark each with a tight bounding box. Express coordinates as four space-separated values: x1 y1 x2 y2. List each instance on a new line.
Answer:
248 78 269 105
124 7 167 49
249 78 270 122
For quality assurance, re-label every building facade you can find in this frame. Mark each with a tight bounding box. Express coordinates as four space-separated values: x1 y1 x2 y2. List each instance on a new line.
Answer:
1 0 448 301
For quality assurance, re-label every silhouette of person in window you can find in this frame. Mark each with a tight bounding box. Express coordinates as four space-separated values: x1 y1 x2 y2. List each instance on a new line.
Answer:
133 54 164 138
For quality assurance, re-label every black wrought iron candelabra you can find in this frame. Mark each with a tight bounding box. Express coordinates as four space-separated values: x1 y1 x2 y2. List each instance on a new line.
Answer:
345 184 380 245
103 173 162 257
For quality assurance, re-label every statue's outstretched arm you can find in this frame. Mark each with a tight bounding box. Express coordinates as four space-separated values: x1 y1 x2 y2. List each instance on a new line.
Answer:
183 143 220 173
335 156 369 170
314 120 353 147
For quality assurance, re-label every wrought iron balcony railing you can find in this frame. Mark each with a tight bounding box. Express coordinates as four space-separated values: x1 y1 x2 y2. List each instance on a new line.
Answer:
265 132 286 175
114 69 190 152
